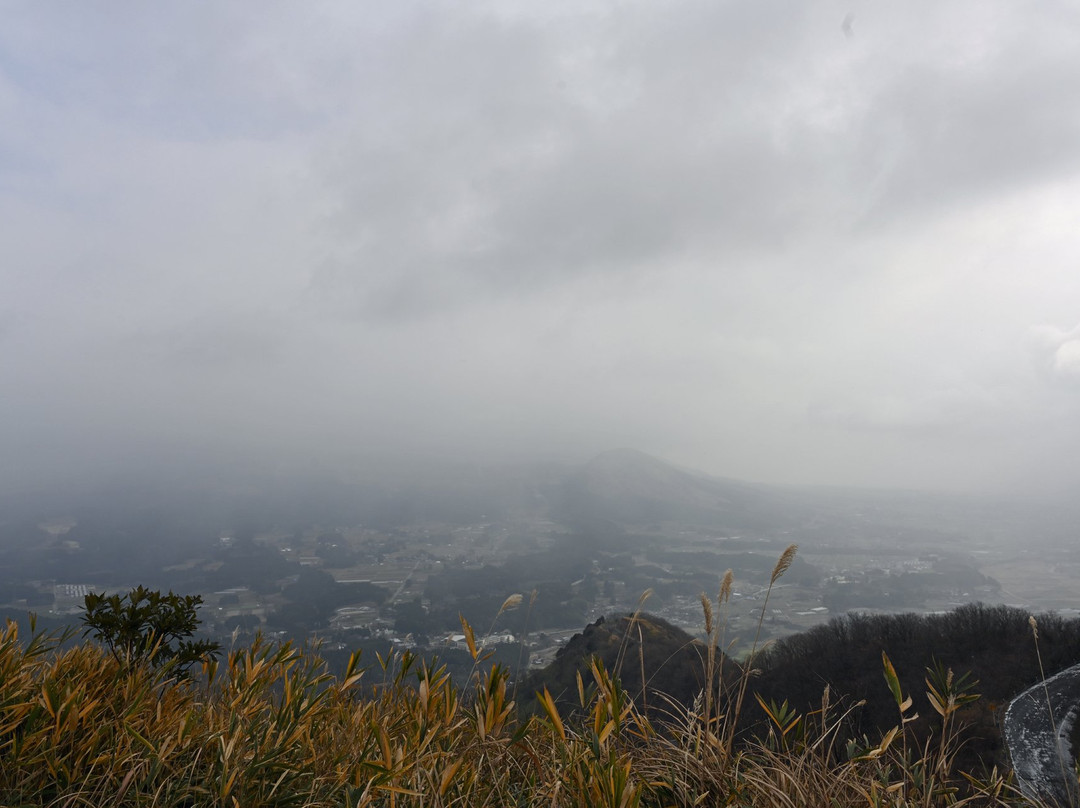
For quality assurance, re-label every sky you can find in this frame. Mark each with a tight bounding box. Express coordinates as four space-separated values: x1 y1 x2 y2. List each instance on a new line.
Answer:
3 1 1080 499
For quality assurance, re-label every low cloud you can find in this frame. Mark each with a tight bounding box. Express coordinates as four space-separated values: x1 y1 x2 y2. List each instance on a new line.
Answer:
1030 324 1080 385
4 2 1080 497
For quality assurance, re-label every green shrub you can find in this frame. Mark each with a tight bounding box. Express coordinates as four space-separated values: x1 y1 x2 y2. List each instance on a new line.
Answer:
81 585 219 676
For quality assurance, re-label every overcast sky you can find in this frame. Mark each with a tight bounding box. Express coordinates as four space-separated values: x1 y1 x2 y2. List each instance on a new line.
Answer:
3 1 1080 499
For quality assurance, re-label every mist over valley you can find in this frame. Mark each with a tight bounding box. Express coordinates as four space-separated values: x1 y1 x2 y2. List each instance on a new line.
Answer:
4 448 1075 662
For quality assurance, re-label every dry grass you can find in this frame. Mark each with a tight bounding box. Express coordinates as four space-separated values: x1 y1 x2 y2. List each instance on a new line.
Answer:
0 549 1044 807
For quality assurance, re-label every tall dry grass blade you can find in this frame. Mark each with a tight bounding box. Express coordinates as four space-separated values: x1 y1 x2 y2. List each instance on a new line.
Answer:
700 593 714 638
638 623 647 714
714 568 735 725
514 588 539 701
499 594 524 613
771 543 798 585
613 588 652 681
719 569 734 605
727 545 797 757
1029 614 1071 802
701 591 717 731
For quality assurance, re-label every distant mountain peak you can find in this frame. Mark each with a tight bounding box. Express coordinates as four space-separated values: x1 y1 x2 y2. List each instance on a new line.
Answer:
566 448 792 530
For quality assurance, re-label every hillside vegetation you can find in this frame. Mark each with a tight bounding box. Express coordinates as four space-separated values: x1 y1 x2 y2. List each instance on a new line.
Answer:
521 612 743 721
0 620 1034 807
524 603 1080 778
0 548 1052 807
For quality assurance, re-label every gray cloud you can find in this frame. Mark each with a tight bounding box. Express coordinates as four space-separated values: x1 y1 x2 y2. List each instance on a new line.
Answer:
304 2 1080 326
3 1 1080 498
132 314 289 370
